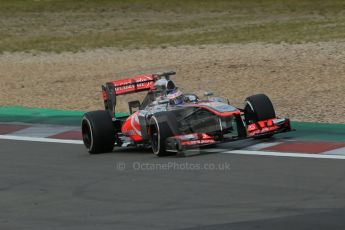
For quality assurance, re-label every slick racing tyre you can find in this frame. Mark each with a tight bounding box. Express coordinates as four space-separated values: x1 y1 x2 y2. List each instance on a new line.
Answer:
244 94 276 139
149 113 176 157
244 94 276 123
82 110 115 154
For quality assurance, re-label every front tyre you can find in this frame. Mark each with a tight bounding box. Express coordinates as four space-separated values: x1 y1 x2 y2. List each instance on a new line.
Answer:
149 115 174 157
244 94 276 124
244 94 276 139
82 110 115 154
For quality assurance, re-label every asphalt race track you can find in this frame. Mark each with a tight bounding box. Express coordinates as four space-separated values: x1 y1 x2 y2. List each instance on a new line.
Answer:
1 140 345 230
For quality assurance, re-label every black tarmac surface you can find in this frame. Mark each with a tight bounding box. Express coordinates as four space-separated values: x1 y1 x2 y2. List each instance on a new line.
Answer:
1 139 345 230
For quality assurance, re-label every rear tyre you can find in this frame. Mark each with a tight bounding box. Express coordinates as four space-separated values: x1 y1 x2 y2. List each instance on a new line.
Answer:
82 110 115 154
244 94 276 138
149 115 174 157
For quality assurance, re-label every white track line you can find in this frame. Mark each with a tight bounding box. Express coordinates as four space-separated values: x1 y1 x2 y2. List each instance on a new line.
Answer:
245 142 282 151
0 135 83 144
225 150 345 160
2 135 345 159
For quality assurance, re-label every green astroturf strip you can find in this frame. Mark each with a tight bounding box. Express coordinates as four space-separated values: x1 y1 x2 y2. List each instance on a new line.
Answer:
278 121 345 142
0 106 344 141
0 106 128 126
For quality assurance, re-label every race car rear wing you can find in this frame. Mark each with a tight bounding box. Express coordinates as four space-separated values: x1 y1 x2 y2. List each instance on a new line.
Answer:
106 74 156 96
101 71 176 118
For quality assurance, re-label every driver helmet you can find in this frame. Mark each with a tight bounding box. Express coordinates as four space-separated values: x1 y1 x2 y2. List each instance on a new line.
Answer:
167 89 184 105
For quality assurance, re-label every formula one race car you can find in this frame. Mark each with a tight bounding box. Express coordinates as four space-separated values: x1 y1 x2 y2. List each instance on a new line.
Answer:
81 71 291 156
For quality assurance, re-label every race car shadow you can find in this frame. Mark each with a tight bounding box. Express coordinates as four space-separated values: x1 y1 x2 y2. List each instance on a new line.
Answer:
105 135 296 158
113 146 152 154
173 135 297 158
221 135 296 149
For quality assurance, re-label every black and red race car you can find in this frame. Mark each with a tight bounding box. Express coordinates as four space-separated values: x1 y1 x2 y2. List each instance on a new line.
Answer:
81 71 291 156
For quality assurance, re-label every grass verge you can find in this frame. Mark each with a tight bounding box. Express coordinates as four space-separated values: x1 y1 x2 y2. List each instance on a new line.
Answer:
1 0 345 52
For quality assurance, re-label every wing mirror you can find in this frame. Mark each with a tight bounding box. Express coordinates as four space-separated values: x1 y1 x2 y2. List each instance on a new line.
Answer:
204 91 214 97
204 92 214 100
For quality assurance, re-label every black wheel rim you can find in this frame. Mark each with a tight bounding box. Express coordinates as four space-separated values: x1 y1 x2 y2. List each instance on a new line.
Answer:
82 120 92 148
151 125 159 153
244 103 256 124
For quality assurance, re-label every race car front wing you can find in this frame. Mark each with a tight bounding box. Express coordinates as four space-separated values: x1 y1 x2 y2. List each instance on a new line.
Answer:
165 118 292 153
